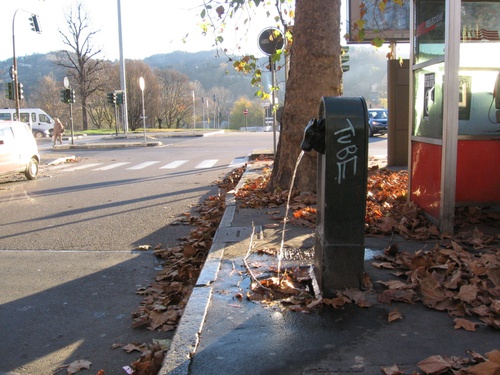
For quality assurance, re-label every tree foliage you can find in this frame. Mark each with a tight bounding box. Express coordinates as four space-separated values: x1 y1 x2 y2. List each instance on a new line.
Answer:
125 60 162 131
230 97 265 130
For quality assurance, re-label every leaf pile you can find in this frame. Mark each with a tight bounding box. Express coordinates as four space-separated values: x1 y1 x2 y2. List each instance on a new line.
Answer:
365 167 442 239
121 342 165 375
385 349 500 375
131 166 245 332
375 241 500 329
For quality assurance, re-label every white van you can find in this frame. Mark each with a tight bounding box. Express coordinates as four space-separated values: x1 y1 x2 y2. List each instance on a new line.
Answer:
0 108 54 138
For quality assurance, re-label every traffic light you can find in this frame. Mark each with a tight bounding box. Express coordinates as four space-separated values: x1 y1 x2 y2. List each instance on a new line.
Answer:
5 82 14 100
107 92 116 105
60 89 66 103
60 89 71 103
70 89 76 103
29 15 41 33
116 91 124 105
341 46 350 73
17 83 24 100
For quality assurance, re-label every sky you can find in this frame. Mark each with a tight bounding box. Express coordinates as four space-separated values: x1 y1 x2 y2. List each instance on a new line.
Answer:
2 1 406 63
1 0 290 62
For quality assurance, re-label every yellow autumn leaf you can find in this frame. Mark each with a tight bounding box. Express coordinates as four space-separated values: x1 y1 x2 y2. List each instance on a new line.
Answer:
355 19 366 29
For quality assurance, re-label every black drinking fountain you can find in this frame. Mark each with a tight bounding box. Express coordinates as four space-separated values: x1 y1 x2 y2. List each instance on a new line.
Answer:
301 96 369 297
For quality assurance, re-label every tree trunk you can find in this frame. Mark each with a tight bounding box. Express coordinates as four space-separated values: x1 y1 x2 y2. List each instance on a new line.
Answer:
81 95 88 131
269 0 343 193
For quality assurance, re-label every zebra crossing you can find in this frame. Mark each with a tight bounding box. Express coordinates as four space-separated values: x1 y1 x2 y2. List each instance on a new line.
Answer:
46 157 248 173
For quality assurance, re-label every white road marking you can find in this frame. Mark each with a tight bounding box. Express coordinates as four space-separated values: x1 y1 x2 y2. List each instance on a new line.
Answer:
62 163 103 171
228 156 248 167
160 160 189 169
194 159 218 169
125 161 161 170
93 162 131 170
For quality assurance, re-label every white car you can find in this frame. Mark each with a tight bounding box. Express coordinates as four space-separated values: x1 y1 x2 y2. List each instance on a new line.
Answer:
0 121 40 180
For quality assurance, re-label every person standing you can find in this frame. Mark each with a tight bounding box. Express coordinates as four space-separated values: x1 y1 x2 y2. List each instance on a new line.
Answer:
53 118 65 146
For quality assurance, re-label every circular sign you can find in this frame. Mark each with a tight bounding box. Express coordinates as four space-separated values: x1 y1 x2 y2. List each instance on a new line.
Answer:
243 108 248 115
258 28 284 56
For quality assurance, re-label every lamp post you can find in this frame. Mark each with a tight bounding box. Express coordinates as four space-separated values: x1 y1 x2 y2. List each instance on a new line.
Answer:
139 77 146 143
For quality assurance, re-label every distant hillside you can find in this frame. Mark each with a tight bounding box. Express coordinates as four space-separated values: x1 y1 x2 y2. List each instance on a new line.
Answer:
0 47 389 105
144 50 280 99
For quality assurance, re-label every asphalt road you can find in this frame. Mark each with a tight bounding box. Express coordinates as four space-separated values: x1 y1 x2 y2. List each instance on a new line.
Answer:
0 132 274 375
0 131 387 375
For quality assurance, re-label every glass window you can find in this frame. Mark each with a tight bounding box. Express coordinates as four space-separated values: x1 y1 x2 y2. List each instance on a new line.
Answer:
413 1 500 138
459 1 500 135
413 63 445 138
19 113 30 123
0 126 15 144
39 114 50 123
414 0 446 65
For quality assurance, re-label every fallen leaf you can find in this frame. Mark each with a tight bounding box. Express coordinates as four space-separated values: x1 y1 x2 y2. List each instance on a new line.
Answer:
456 284 478 304
123 343 145 353
466 350 500 374
66 359 92 375
453 318 477 331
417 355 452 374
388 309 403 322
381 364 404 375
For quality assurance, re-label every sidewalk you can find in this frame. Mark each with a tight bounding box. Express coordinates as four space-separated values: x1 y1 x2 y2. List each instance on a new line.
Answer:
159 161 499 375
51 130 224 150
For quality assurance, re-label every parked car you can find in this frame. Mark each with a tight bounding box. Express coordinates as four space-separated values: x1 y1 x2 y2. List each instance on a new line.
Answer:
367 108 388 137
0 121 40 180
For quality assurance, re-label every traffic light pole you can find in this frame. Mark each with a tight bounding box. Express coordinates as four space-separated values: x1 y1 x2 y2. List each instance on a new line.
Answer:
12 10 20 121
11 9 41 120
69 101 74 145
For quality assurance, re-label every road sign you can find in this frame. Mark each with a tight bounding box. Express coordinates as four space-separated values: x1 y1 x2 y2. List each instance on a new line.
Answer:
258 28 284 56
243 108 248 115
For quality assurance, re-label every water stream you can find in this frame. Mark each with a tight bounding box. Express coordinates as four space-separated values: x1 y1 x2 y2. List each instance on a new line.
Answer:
277 150 305 277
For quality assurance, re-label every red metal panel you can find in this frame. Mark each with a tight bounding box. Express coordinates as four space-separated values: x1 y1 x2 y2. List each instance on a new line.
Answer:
410 141 441 219
456 140 500 203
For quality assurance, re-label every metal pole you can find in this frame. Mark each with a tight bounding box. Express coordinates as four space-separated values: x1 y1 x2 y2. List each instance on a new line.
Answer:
115 104 119 136
202 98 205 129
69 102 74 145
213 96 216 129
139 77 146 143
117 0 129 134
271 58 277 156
192 90 196 132
12 9 20 121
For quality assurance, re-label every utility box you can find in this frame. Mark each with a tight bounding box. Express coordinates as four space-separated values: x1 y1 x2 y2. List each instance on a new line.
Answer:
301 97 369 295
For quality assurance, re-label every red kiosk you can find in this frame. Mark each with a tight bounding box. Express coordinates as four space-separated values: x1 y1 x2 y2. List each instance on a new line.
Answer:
409 0 500 233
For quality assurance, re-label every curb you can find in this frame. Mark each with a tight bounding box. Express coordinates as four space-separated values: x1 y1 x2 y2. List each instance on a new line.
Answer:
158 162 264 375
52 141 163 150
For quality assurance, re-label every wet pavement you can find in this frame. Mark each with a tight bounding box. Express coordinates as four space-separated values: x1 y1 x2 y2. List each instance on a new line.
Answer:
159 161 499 375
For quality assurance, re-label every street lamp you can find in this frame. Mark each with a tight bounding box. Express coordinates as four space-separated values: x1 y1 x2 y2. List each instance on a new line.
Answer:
139 77 146 143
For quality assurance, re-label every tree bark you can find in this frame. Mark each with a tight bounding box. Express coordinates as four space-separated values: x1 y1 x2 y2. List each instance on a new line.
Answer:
269 0 343 193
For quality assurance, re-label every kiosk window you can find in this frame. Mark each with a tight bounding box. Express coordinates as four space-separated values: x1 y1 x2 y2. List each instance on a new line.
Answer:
414 0 445 65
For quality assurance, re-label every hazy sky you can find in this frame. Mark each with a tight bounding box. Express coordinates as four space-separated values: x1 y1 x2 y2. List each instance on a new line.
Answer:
1 0 280 62
2 1 406 65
